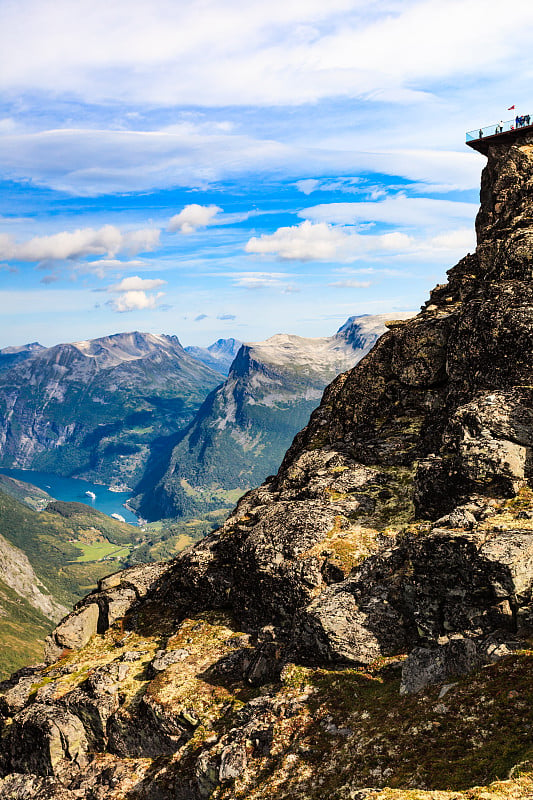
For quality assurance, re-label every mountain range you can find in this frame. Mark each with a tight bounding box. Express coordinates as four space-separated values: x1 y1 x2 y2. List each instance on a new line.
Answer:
133 315 404 521
184 338 242 375
1 122 532 800
0 331 224 487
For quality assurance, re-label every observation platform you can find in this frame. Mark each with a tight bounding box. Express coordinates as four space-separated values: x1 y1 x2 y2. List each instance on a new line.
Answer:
466 116 533 155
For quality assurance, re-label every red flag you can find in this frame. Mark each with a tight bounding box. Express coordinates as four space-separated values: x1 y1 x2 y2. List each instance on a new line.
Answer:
508 105 515 110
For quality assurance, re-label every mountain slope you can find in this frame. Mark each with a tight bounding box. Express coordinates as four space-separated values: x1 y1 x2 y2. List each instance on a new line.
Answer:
0 342 45 373
134 315 401 521
0 489 148 678
0 332 223 486
1 135 533 799
185 338 242 375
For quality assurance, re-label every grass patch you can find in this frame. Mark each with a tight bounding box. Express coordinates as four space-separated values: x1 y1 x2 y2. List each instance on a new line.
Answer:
69 540 132 562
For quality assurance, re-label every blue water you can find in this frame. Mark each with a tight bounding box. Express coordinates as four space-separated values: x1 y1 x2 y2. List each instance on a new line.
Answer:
0 468 140 525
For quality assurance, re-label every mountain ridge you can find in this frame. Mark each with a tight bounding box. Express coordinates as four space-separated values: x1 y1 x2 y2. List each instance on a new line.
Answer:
185 338 242 375
0 331 224 486
133 314 404 521
1 134 533 798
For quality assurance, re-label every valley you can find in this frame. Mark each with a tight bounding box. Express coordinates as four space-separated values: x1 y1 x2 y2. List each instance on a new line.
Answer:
0 317 397 676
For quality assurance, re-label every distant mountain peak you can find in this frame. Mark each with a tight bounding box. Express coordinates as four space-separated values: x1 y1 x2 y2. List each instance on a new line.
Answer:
185 337 242 376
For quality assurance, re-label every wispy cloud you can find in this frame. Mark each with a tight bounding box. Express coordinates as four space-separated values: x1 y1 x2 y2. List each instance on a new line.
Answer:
328 280 371 288
2 0 532 107
300 195 477 229
229 271 296 290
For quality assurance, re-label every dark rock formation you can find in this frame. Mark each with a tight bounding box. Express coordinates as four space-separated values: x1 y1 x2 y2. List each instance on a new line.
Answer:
1 135 533 799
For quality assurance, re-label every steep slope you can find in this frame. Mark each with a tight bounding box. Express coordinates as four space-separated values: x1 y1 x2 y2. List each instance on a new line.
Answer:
185 338 242 375
0 490 146 678
134 315 399 521
0 332 223 486
1 135 533 799
0 342 45 373
0 473 53 511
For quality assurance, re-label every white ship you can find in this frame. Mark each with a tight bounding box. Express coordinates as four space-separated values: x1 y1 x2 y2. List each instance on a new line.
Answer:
111 512 126 522
85 491 96 500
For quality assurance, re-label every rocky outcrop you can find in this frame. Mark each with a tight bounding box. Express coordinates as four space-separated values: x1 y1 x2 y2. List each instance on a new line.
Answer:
1 135 533 798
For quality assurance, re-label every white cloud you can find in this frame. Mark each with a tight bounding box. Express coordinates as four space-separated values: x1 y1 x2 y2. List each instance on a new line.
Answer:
245 219 473 262
106 274 166 312
229 271 295 290
300 195 477 230
0 225 160 263
112 290 164 312
0 125 294 195
168 204 222 233
428 228 476 251
295 179 320 195
109 276 166 292
1 0 533 108
81 258 147 278
328 280 371 288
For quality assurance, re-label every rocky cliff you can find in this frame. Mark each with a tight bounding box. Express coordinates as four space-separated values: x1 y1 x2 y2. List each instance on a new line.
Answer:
134 316 397 521
0 332 223 486
1 135 533 799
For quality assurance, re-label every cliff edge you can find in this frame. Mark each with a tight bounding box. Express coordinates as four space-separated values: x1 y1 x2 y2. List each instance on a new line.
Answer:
1 134 532 799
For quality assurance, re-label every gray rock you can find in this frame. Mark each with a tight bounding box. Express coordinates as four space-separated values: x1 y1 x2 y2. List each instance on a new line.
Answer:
296 586 407 665
61 662 128 750
7 704 88 776
148 648 189 676
45 603 100 663
400 636 481 694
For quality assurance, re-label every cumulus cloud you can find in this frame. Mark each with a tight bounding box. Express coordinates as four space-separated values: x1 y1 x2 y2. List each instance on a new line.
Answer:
0 225 160 263
245 219 472 262
112 291 164 312
168 204 222 234
109 276 166 292
106 274 166 313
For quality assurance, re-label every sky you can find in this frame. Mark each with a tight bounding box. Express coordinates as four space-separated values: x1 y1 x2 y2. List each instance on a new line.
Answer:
1 0 533 349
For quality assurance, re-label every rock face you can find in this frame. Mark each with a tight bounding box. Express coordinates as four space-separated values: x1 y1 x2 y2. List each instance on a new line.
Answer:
0 331 223 485
134 315 400 521
1 136 533 798
0 532 67 623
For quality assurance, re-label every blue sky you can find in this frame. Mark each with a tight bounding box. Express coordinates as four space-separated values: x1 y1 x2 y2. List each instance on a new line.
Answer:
1 0 533 349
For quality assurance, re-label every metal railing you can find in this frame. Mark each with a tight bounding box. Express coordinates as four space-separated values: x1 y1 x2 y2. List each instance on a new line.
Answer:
466 116 532 142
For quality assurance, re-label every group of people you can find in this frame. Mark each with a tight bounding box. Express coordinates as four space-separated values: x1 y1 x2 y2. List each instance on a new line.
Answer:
514 114 531 128
478 114 532 138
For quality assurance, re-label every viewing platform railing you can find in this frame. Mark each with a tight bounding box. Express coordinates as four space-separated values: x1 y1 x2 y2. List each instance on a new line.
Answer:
466 116 532 142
